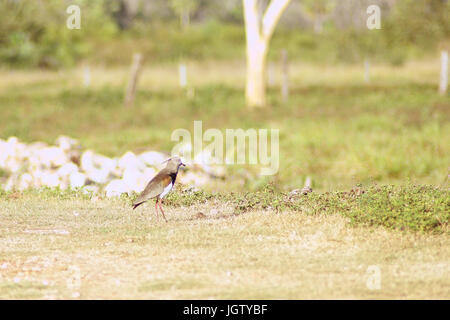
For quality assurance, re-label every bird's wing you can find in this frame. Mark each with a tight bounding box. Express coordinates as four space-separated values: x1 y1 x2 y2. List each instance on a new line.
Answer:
133 170 172 206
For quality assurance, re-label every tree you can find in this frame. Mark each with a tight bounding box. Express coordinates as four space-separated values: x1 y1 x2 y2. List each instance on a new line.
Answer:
108 0 141 30
243 0 291 108
169 0 199 29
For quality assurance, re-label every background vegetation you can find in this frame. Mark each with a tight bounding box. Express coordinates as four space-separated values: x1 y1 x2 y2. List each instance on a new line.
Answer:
0 0 448 68
0 0 448 300
0 60 448 191
0 0 448 207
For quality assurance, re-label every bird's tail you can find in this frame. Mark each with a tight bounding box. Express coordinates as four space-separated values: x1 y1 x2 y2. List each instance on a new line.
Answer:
132 202 144 210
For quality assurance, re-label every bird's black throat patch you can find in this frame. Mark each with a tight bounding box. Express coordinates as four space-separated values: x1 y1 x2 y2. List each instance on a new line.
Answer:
170 172 177 184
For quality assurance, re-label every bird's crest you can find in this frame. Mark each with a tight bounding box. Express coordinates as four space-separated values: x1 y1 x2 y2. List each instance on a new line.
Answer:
161 156 183 164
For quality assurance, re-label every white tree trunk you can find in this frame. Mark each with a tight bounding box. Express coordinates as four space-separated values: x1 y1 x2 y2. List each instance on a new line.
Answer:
243 0 291 108
246 40 268 107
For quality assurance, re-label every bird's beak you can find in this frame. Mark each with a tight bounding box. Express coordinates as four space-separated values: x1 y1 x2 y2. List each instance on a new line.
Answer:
180 162 186 167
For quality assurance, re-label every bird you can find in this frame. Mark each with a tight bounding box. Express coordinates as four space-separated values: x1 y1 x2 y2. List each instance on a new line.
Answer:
132 156 185 222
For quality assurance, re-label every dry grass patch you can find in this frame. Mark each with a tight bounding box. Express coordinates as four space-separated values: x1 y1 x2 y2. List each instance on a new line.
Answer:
0 194 448 299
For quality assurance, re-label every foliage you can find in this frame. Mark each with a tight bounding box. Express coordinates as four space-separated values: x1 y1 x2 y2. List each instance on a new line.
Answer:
0 0 117 68
169 0 199 19
3 183 448 234
0 187 447 299
385 0 449 49
301 0 337 16
163 184 449 234
0 61 448 191
0 0 448 67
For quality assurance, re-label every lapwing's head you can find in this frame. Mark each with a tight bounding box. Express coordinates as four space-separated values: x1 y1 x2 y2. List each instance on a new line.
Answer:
163 156 186 173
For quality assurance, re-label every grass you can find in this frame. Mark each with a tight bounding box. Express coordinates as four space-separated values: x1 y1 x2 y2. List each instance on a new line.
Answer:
0 58 448 299
0 59 448 192
0 187 448 299
166 184 450 234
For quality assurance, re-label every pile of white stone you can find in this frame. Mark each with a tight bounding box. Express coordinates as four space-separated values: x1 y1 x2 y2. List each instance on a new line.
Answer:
0 136 225 197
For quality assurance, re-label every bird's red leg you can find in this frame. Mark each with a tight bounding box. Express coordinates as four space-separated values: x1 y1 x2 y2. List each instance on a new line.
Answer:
158 199 168 223
154 199 159 221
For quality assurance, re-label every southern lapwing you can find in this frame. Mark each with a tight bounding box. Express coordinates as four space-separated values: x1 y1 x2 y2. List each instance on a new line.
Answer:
132 156 185 221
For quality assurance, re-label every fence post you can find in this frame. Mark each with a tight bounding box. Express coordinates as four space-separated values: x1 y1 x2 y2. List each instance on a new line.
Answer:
83 65 90 88
124 53 143 108
179 63 187 89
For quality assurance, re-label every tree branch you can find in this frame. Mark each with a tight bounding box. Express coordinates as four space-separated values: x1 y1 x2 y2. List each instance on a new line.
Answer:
262 0 291 41
243 0 262 43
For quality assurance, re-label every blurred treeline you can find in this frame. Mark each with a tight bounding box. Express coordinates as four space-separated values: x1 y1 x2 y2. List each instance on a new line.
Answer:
0 0 448 68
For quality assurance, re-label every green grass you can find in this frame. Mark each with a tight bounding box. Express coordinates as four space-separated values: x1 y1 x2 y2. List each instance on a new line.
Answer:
4 183 448 234
165 184 449 234
0 187 448 299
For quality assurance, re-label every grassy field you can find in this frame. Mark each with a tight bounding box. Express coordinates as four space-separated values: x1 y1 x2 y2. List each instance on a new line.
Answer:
0 58 448 299
0 187 448 299
0 59 449 191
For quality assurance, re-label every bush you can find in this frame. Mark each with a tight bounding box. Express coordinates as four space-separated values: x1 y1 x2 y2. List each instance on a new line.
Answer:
163 184 449 234
0 0 117 68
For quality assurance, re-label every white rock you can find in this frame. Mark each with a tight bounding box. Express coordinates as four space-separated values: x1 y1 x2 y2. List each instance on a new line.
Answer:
4 157 21 173
111 161 123 176
118 151 145 171
174 142 192 159
93 153 116 171
203 164 226 178
59 181 69 190
81 151 111 183
4 176 16 191
0 140 7 168
41 171 60 187
81 151 115 184
86 168 110 184
18 173 33 190
30 169 44 187
179 171 209 186
28 154 42 171
15 142 28 159
38 147 68 168
7 136 19 146
0 137 24 171
57 163 78 177
122 167 142 192
80 150 95 172
141 167 156 183
28 141 48 150
55 135 79 152
194 149 214 165
105 179 128 197
0 135 219 192
69 172 86 188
